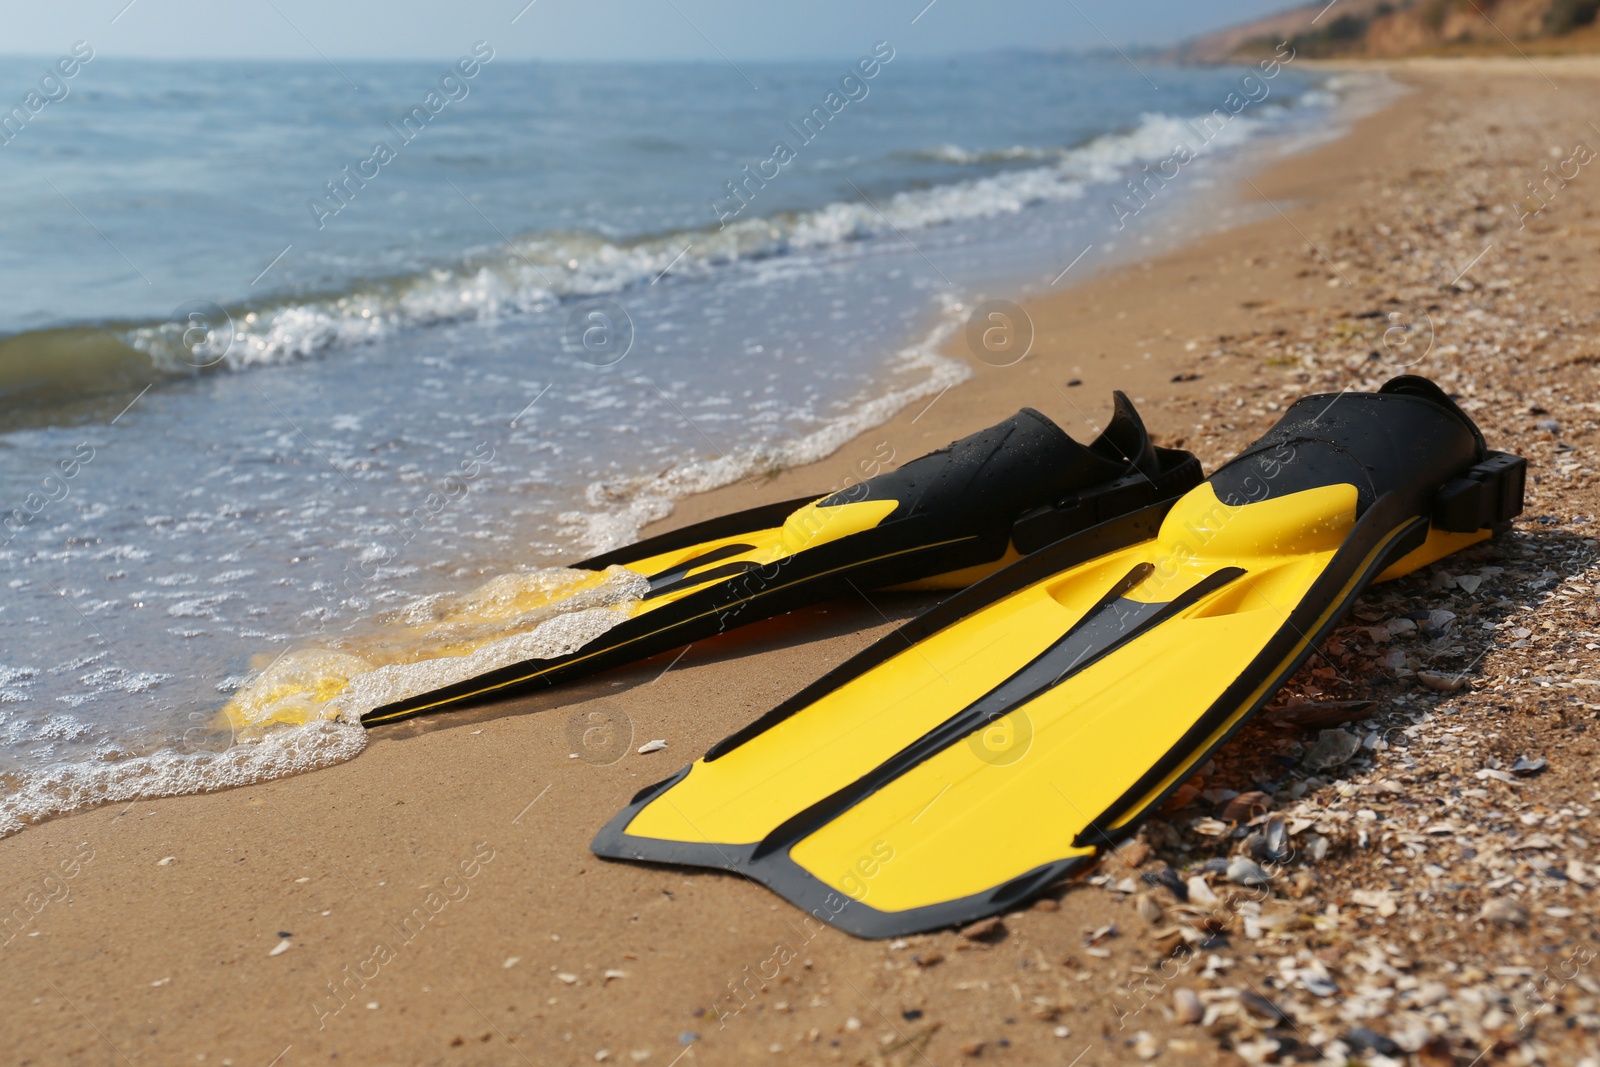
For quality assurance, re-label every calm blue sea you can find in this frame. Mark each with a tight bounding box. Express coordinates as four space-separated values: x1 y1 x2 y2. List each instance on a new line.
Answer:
0 48 1343 832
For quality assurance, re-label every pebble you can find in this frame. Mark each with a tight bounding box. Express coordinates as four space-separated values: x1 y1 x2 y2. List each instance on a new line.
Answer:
1249 815 1290 863
1480 898 1528 927
1345 1028 1400 1057
268 939 291 957
1131 1030 1163 1059
1226 857 1270 886
1173 987 1203 1024
1417 669 1467 691
1142 867 1188 901
1302 728 1362 770
1414 981 1450 1007
1510 755 1547 776
1112 840 1151 868
959 917 1004 941
1220 790 1270 823
1238 990 1289 1024
1053 1025 1072 1038
1185 876 1219 907
1351 888 1397 917
958 1040 985 1057
637 739 668 754
1302 974 1339 998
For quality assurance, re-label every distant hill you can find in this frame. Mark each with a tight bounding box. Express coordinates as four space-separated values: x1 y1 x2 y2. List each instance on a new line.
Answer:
1176 0 1600 61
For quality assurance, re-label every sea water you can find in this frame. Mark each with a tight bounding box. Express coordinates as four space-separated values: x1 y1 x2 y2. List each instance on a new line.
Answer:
0 48 1352 833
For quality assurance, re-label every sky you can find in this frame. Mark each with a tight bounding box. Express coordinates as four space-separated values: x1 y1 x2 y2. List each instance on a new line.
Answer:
4 0 1303 62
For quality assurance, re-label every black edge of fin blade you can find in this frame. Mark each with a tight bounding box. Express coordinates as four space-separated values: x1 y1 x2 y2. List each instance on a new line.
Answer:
642 559 761 601
644 542 756 586
589 801 1099 938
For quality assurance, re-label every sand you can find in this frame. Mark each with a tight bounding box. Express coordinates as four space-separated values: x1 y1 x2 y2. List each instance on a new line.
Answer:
5 58 1600 1066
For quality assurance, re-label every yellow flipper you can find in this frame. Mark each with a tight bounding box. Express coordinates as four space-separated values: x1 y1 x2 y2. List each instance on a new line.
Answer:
593 375 1525 937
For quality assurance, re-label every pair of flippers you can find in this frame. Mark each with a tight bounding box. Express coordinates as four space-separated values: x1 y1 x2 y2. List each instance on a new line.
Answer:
369 376 1525 938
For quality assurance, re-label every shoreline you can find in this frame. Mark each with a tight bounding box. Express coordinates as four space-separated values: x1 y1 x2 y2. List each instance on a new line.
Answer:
5 58 1600 1066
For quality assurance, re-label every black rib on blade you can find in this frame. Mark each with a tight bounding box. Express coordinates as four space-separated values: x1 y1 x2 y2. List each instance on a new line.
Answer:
747 564 1246 861
643 542 756 588
643 558 761 600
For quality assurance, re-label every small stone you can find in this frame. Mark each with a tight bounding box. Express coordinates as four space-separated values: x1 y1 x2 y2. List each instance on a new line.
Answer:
1351 888 1397 917
1220 791 1271 823
268 939 291 957
959 1040 985 1057
1131 1030 1162 1059
1345 1028 1400 1057
1032 897 1059 913
1510 756 1547 776
960 917 1005 941
1142 867 1188 901
637 739 668 754
1149 927 1186 957
595 1051 610 1062
1085 923 1117 945
1226 858 1270 887
1250 815 1290 864
1302 974 1339 998
1238 990 1289 1024
1186 876 1219 907
1302 728 1362 770
1414 981 1449 1007
557 972 579 984
1306 834 1330 863
1053 1025 1072 1038
1417 1037 1455 1067
1173 988 1203 1024
1111 840 1151 868
157 856 176 866
1480 898 1527 927
1536 418 1561 432
1417 670 1467 692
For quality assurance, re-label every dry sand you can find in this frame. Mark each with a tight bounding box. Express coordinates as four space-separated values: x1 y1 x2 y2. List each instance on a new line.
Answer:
5 59 1600 1066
